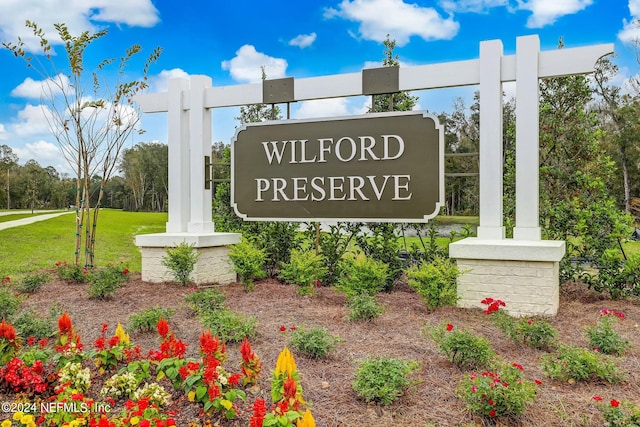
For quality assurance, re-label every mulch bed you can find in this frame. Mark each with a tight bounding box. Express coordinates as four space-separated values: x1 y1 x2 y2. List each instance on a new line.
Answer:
9 275 640 426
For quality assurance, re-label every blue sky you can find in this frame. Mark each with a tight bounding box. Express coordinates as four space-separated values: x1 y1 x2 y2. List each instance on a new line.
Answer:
0 0 638 175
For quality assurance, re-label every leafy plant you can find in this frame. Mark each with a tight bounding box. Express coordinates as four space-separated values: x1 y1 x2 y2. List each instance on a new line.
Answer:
289 325 340 359
128 307 175 333
244 221 300 277
302 222 358 285
100 371 139 400
131 382 172 407
161 242 198 286
352 357 418 405
228 239 267 291
597 397 640 427
16 272 50 294
582 250 640 299
429 322 494 370
406 257 460 310
540 344 623 383
457 362 539 418
58 361 92 392
585 309 629 356
11 308 57 340
184 288 226 316
54 261 86 283
279 249 327 295
492 312 558 350
86 264 129 300
353 222 403 290
335 253 388 298
0 288 23 320
200 309 257 343
347 294 384 321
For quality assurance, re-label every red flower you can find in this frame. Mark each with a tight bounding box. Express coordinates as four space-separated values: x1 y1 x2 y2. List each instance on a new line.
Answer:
446 323 454 332
290 326 296 331
58 312 73 334
208 384 221 400
512 363 523 370
535 379 542 385
166 418 176 426
489 409 496 417
228 373 242 386
1 276 10 284
157 317 169 339
94 336 106 350
108 336 120 348
101 323 109 333
611 399 620 407
122 269 129 275
139 420 150 427
593 396 603 401
0 319 17 341
279 325 286 332
250 398 267 427
240 337 254 362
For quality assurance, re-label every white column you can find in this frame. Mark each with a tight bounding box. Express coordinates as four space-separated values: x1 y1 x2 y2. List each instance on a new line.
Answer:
514 35 542 241
476 40 505 240
188 76 215 233
165 78 190 233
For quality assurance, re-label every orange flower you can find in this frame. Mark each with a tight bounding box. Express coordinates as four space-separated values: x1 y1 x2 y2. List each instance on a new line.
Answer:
0 319 16 341
58 312 72 334
157 317 169 339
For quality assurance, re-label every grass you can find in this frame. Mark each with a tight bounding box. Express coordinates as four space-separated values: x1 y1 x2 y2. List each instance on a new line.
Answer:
0 209 167 277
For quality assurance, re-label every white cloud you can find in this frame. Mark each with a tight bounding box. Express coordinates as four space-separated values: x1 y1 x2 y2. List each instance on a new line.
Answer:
13 139 69 171
221 45 287 83
325 0 459 46
289 32 317 48
10 74 70 99
439 0 507 13
148 68 191 93
630 0 640 16
294 97 369 119
0 0 160 51
619 1 640 45
11 104 53 137
516 0 594 28
0 124 7 140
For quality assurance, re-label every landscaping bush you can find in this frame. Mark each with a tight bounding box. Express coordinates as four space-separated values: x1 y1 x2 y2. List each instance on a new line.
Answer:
200 308 257 343
228 239 267 291
406 257 460 310
161 242 198 286
353 222 403 290
55 261 86 282
429 322 495 370
581 250 640 299
457 362 539 418
347 294 384 321
302 222 358 285
289 325 340 359
243 221 300 277
335 253 388 298
184 288 226 316
540 344 624 383
279 249 327 295
11 307 57 340
585 309 629 356
0 288 23 320
86 264 129 300
16 272 50 294
492 311 558 350
128 307 175 333
352 357 418 405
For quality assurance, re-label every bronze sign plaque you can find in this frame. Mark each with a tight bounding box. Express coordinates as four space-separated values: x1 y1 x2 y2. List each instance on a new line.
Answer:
231 111 443 222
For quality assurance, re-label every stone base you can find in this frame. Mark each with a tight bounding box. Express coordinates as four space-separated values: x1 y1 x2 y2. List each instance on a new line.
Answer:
449 238 566 317
135 232 241 286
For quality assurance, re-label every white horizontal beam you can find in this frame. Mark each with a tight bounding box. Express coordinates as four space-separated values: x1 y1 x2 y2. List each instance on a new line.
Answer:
135 42 613 113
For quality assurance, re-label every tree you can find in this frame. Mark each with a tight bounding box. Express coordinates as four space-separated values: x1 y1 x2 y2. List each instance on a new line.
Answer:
120 142 168 211
3 21 161 266
368 36 418 113
0 145 19 209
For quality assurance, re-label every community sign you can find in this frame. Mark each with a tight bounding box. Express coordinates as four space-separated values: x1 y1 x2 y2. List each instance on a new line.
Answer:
231 111 444 222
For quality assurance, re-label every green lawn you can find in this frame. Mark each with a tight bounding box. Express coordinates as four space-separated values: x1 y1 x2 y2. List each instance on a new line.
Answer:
0 209 167 277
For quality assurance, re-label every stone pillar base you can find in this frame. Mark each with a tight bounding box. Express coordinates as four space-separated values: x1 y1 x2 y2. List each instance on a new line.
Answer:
135 232 241 286
449 238 565 317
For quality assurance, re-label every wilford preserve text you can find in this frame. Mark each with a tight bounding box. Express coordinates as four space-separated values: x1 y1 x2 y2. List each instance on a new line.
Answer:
231 111 444 222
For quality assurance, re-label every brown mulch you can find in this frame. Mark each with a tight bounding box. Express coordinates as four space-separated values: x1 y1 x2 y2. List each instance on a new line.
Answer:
10 275 640 426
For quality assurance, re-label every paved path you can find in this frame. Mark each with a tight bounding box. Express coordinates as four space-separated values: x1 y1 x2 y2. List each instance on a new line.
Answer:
0 210 74 231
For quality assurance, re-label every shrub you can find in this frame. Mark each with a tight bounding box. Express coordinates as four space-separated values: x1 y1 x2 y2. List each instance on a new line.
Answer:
279 249 327 295
200 308 257 343
352 357 418 405
0 288 23 320
86 264 129 300
302 222 358 285
228 239 267 291
55 261 86 282
347 294 384 321
128 307 175 333
585 309 629 356
289 325 340 359
335 253 388 298
184 288 226 316
457 362 539 418
492 311 558 350
16 272 50 294
245 221 300 277
353 223 403 290
11 308 56 340
540 344 623 383
582 250 640 299
597 398 640 426
406 257 460 310
429 322 494 370
161 242 198 285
